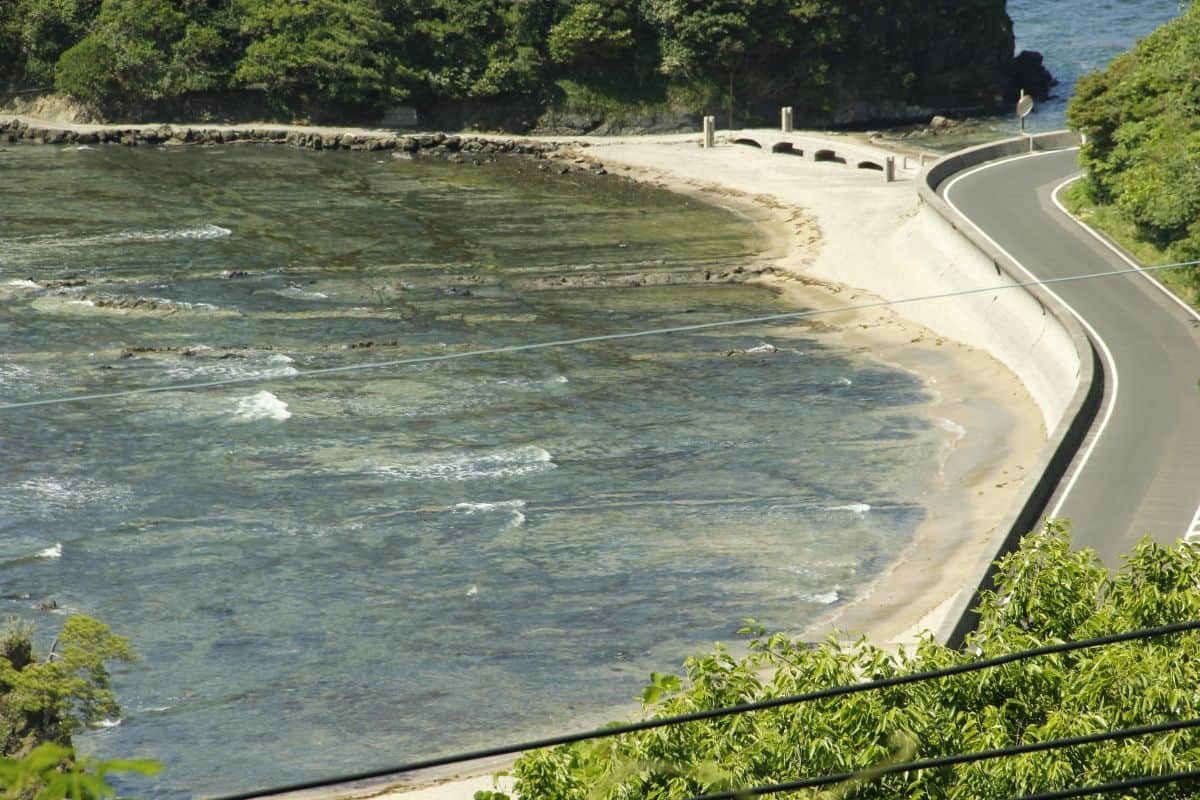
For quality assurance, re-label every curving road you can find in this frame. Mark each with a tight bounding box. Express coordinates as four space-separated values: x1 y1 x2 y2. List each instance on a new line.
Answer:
943 148 1200 566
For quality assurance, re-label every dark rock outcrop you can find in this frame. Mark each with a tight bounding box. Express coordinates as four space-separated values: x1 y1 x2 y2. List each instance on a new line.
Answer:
1008 50 1058 100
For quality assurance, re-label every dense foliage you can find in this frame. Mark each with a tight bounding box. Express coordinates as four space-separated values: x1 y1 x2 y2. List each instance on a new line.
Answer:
0 616 133 757
1067 3 1200 294
487 524 1200 799
0 617 156 799
0 742 159 800
0 0 1015 124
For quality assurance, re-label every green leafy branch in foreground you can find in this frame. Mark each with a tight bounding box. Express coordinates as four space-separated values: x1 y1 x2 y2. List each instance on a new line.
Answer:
1 616 134 756
479 522 1200 799
0 743 160 800
1 616 160 799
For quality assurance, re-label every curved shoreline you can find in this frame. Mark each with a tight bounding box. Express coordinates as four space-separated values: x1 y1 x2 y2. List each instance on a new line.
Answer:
341 133 1065 798
2 117 1066 798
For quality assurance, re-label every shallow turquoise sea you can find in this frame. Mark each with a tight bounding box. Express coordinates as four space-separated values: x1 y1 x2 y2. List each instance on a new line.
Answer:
0 3 1184 795
1 146 941 796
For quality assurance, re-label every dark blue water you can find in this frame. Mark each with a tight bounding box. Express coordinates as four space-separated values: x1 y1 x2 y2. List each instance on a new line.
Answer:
1009 0 1183 131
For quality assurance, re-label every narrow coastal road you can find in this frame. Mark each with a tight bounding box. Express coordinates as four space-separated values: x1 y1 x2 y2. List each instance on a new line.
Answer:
944 148 1200 565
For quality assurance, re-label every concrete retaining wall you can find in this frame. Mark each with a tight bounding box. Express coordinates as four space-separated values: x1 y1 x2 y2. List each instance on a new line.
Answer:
912 130 1104 646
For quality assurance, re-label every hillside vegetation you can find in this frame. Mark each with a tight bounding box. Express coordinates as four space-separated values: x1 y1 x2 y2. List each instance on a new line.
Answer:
489 524 1200 799
0 0 1019 129
1067 3 1200 300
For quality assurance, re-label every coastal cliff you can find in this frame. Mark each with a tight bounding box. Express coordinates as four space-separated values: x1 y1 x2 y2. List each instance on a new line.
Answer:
0 0 1037 131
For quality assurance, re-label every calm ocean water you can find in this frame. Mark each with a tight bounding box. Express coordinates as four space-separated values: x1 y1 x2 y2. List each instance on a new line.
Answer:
1008 0 1182 131
1 147 940 796
0 4 1183 796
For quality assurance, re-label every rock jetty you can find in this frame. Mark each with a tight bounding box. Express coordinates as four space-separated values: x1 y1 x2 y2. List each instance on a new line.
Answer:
0 118 556 159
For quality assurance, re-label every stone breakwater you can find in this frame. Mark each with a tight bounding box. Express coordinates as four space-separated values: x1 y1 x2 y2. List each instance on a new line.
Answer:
0 118 556 160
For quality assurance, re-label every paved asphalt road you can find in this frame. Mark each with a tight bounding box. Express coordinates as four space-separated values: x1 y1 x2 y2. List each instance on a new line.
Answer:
943 147 1200 566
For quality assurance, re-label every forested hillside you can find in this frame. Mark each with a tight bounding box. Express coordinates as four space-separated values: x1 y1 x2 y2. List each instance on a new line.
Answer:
1067 2 1200 298
0 0 1023 130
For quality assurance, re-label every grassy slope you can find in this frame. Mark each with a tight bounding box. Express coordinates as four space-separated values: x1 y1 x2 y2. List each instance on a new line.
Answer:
1060 180 1200 310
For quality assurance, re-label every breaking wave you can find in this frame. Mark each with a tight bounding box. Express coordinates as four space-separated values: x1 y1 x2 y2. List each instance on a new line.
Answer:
233 391 291 422
375 447 555 482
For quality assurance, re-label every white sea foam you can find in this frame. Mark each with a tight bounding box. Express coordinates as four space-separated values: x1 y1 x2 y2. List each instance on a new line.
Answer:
466 585 479 597
37 543 62 559
107 224 232 243
233 391 291 422
93 717 122 729
166 352 298 381
937 418 967 441
146 296 219 312
5 477 131 517
797 590 840 605
1 224 231 253
831 376 853 387
745 342 778 354
3 278 42 290
828 502 871 516
376 447 555 482
0 363 33 387
271 286 329 301
454 499 527 527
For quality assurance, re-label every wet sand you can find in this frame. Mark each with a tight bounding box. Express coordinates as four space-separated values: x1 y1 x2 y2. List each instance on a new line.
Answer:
375 131 1047 799
1 116 1048 798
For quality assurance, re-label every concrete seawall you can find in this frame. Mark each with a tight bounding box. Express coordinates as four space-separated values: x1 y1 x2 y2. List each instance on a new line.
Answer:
913 131 1103 644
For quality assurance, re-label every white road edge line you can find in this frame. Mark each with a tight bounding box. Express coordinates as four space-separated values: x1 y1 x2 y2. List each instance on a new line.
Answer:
1049 175 1200 544
942 148 1119 522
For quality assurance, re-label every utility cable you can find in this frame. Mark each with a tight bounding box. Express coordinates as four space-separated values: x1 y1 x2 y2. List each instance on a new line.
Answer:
1013 768 1200 800
4 257 1200 412
205 619 1200 800
683 716 1200 800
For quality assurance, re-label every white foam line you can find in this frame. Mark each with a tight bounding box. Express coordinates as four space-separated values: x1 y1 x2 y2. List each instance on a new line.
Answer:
1051 174 1200 543
943 148 1119 521
1 238 1192 412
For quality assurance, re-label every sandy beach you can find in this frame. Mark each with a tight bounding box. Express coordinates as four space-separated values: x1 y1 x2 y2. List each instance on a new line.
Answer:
1 117 1050 799
333 130 1048 800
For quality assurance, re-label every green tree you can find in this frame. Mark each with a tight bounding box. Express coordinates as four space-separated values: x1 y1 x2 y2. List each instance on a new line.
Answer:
10 0 100 87
54 0 235 105
405 0 551 101
0 742 160 800
497 523 1200 799
0 616 134 757
234 0 405 111
547 1 635 69
1067 3 1200 292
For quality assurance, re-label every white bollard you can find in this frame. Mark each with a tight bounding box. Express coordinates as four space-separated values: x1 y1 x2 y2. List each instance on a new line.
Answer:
781 106 793 133
884 156 895 183
703 115 716 148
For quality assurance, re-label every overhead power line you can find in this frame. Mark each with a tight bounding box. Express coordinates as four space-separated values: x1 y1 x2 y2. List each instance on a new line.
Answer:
684 716 1200 800
3 257 1199 413
205 619 1200 800
1014 768 1200 800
